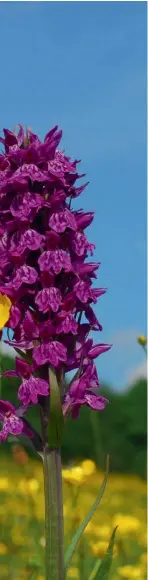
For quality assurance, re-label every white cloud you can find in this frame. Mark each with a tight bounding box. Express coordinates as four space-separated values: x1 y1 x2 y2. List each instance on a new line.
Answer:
110 328 139 349
0 341 16 358
105 327 147 389
128 360 147 385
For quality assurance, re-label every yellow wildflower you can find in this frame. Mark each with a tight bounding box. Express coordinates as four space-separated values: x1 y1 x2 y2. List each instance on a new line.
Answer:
137 335 147 346
68 568 79 579
80 459 96 476
140 552 147 566
28 478 39 493
90 539 117 559
62 466 85 485
18 478 28 494
0 477 9 490
0 293 12 330
84 522 111 539
0 543 8 555
18 478 39 494
118 565 144 578
113 514 140 534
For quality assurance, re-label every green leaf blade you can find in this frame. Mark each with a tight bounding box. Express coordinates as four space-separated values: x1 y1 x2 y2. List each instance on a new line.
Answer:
94 527 118 580
64 456 109 571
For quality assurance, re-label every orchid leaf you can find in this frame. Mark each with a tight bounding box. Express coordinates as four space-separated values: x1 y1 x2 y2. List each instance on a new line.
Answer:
65 456 109 570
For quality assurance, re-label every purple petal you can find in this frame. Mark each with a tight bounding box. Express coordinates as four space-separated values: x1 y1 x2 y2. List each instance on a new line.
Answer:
35 287 62 314
23 229 44 250
15 357 31 379
9 306 21 329
12 265 38 290
23 310 39 340
72 231 95 257
4 338 33 350
85 392 108 410
33 341 67 367
18 376 49 405
88 343 112 359
85 306 103 331
0 370 17 379
12 164 48 183
0 400 15 417
75 212 94 229
56 313 78 335
38 250 72 275
90 288 107 303
49 209 77 233
10 192 43 221
74 280 91 303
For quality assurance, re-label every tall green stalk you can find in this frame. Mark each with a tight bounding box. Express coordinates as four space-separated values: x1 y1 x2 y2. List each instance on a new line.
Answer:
43 446 64 580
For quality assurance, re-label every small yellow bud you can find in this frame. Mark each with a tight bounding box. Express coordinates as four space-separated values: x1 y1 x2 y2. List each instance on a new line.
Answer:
0 543 8 555
118 565 144 578
137 335 147 346
80 459 96 476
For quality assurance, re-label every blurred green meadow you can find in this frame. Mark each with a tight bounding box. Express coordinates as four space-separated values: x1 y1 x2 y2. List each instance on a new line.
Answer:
0 355 147 579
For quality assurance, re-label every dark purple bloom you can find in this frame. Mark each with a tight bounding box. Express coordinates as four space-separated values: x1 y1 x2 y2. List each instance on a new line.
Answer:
88 343 112 359
22 310 39 340
18 376 49 405
49 209 77 233
56 312 78 335
85 305 103 331
11 164 48 183
38 250 72 275
73 261 99 277
72 231 95 257
10 229 44 257
10 192 44 222
33 341 67 367
12 265 38 290
75 212 94 229
0 400 32 442
8 305 21 329
63 364 108 418
35 287 62 313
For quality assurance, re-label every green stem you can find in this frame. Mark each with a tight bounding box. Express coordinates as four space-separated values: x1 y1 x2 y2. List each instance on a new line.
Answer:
43 445 64 580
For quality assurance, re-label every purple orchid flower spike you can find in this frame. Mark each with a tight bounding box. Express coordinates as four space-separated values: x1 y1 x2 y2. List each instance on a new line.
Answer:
0 124 111 422
0 123 112 580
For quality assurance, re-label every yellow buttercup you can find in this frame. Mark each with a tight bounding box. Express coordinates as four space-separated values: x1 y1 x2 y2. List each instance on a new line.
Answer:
0 293 12 331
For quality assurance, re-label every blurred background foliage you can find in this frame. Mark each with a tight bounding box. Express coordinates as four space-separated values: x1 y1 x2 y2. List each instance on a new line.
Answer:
0 355 146 480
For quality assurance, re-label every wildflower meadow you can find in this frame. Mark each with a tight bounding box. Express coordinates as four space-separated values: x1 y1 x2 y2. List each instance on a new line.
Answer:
0 452 147 580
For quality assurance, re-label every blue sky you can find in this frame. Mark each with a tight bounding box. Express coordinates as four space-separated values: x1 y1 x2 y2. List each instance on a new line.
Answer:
0 2 146 389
